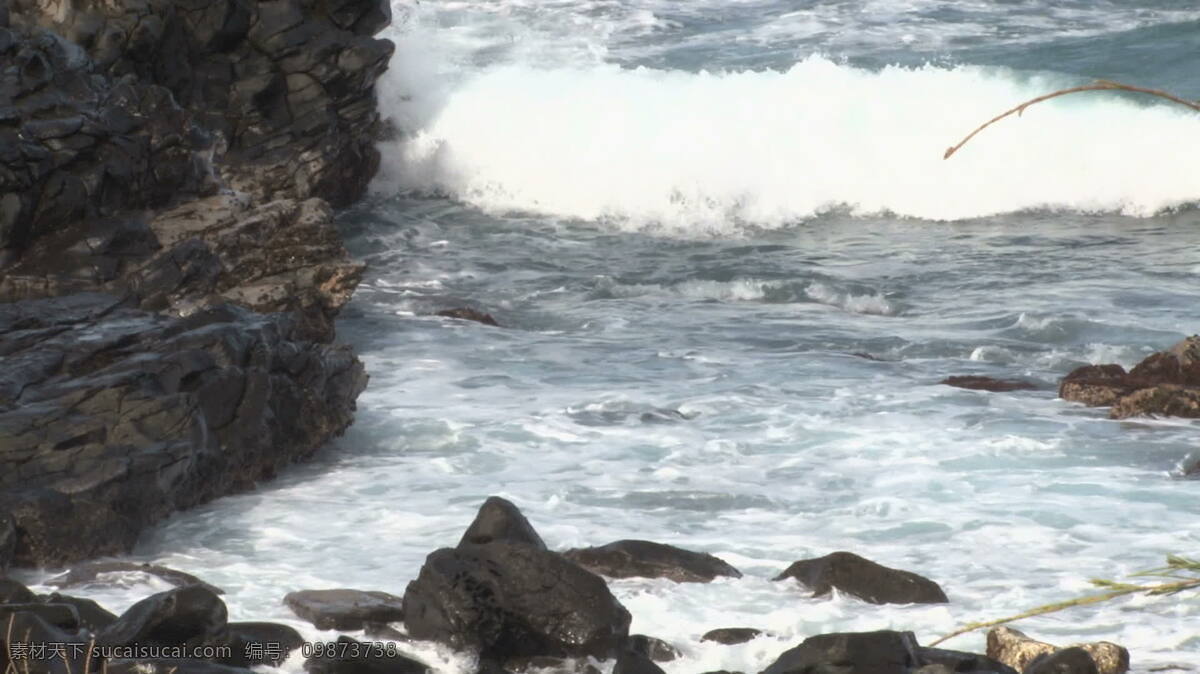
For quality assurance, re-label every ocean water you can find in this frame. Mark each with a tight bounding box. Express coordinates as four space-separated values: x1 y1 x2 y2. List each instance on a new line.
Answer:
23 1 1200 672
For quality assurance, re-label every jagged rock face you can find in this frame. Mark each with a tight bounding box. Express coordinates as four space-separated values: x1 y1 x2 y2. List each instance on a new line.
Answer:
0 25 217 252
0 294 367 565
403 542 632 661
1059 336 1200 419
9 0 394 210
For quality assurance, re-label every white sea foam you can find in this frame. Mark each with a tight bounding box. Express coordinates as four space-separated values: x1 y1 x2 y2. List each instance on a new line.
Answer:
376 53 1200 231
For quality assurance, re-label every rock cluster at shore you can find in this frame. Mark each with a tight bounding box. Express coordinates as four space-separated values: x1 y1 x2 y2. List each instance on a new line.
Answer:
1059 336 1200 419
0 0 392 565
0 497 1131 674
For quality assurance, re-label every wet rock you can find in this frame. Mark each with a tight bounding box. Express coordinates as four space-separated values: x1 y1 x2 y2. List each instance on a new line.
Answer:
941 376 1038 392
613 649 665 674
761 630 920 674
773 551 948 605
563 540 742 583
97 585 228 649
1110 385 1200 419
0 610 87 672
1024 648 1099 674
987 627 1127 674
918 646 1018 674
39 593 118 631
701 627 762 645
1059 365 1135 407
0 602 81 630
0 294 366 566
222 622 305 668
503 657 600 674
403 542 631 660
626 635 680 662
303 636 429 674
458 496 547 549
1059 337 1200 419
436 308 500 327
0 514 15 571
284 589 405 631
46 562 225 595
363 621 410 642
0 578 36 603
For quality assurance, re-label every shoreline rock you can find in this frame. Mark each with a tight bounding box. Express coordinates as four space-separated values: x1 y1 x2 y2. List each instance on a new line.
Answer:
1059 336 1200 419
773 551 948 605
1 0 393 566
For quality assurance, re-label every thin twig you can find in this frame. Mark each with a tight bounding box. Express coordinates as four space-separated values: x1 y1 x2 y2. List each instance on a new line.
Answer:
944 79 1200 159
929 577 1200 647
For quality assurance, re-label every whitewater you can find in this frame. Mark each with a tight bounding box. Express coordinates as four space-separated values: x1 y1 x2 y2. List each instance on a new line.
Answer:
20 1 1200 672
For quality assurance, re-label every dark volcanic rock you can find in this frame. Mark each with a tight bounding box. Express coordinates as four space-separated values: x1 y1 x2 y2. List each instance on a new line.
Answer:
47 562 224 595
1059 337 1200 419
1024 648 1099 674
40 593 119 631
436 308 500 327
773 551 948 605
223 622 305 668
0 602 82 630
97 585 228 648
941 376 1038 392
502 656 600 674
918 647 1018 674
0 513 16 571
701 627 762 645
9 0 394 210
761 631 920 674
304 636 429 674
626 635 681 662
458 496 547 549
563 540 742 583
613 649 665 674
403 542 632 660
0 578 36 603
284 589 405 630
0 294 366 566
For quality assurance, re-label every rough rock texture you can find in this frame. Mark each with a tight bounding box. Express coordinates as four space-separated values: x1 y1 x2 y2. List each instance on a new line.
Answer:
562 540 742 583
0 294 366 565
918 647 1018 674
626 635 681 663
284 589 405 630
941 376 1038 392
97 585 228 648
402 542 632 660
1059 337 1200 419
761 631 920 674
613 649 665 674
8 0 394 209
987 627 1128 674
1024 648 1099 674
701 628 762 645
1 0 390 567
39 592 120 631
458 497 547 549
773 551 949 605
47 562 225 595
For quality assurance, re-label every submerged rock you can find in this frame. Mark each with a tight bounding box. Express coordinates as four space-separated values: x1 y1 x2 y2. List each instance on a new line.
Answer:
458 496 547 549
700 628 762 645
941 376 1039 392
762 630 920 674
403 541 631 660
987 627 1128 674
436 308 500 327
1059 336 1200 419
626 635 681 662
1024 648 1099 674
283 589 405 631
773 551 948 605
613 649 665 674
563 540 742 583
46 562 225 595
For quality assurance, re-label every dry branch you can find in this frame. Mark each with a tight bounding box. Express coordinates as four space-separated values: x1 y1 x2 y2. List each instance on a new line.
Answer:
943 79 1200 159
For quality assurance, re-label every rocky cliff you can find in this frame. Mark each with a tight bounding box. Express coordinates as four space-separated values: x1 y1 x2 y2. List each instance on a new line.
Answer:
0 0 394 567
